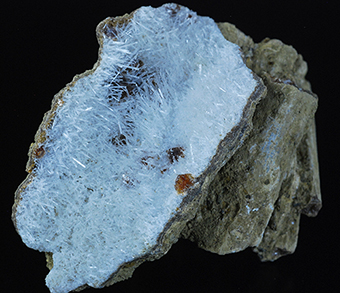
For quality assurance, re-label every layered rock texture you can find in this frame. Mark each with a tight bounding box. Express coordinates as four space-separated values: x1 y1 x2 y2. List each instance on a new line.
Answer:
12 3 321 293
182 23 321 261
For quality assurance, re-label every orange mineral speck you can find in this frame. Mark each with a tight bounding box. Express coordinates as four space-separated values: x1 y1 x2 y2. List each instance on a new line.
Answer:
34 146 45 158
175 174 194 194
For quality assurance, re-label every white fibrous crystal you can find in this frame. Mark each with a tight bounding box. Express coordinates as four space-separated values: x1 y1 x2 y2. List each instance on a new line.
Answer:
14 4 258 293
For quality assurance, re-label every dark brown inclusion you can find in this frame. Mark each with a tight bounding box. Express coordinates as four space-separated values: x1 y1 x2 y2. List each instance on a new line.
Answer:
111 134 127 146
34 146 45 158
141 155 159 169
166 4 181 17
107 60 145 105
166 147 185 164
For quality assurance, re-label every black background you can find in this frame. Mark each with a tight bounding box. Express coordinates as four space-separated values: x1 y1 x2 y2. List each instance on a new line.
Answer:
2 0 339 292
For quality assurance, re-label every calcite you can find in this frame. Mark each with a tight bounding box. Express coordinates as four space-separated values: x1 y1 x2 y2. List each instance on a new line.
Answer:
12 3 321 293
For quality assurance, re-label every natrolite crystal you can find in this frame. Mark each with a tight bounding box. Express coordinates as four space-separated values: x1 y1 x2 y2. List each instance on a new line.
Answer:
13 3 320 293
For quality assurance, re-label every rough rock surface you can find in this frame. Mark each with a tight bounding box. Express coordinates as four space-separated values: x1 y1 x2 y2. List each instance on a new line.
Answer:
12 4 321 293
181 23 321 261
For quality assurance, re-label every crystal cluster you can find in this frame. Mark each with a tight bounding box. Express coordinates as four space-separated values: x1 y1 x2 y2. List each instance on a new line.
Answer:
13 4 261 293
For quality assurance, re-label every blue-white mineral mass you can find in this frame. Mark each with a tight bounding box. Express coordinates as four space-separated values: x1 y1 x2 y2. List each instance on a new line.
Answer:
14 3 320 293
13 4 263 292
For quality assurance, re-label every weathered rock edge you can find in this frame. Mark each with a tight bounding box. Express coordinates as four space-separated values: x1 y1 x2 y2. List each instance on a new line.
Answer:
11 6 321 293
180 23 320 261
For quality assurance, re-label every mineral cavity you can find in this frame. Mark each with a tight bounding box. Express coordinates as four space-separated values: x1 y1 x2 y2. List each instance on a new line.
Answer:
13 4 260 293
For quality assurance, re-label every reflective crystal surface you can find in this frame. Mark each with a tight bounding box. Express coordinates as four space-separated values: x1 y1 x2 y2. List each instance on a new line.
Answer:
13 4 259 292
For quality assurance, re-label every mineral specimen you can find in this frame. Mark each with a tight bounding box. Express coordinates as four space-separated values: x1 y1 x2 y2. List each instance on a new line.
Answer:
12 3 321 293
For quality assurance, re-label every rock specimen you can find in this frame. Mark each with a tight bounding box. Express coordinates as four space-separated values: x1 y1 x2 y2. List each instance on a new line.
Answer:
12 3 321 293
182 23 321 260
